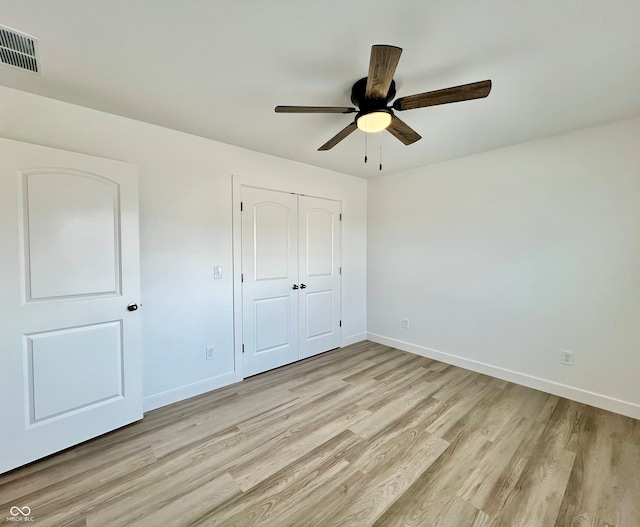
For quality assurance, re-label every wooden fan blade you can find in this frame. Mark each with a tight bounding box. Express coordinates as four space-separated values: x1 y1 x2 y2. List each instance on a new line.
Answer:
393 80 492 111
387 116 422 145
275 106 356 113
318 122 358 151
365 45 403 100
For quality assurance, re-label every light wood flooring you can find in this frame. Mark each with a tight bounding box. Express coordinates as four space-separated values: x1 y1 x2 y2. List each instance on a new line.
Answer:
1 341 639 526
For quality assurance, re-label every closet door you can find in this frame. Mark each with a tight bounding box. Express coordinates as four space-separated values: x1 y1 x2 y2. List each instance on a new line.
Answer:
241 187 299 376
298 196 342 359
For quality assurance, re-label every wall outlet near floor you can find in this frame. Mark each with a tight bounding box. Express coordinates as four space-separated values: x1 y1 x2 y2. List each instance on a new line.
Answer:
206 345 215 360
561 350 574 366
402 318 410 329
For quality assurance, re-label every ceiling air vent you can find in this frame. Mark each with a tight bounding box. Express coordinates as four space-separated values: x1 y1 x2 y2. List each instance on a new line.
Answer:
0 25 41 74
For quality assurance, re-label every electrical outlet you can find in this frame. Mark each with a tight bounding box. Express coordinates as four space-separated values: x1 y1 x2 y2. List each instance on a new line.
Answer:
402 318 409 329
561 350 574 366
206 346 215 360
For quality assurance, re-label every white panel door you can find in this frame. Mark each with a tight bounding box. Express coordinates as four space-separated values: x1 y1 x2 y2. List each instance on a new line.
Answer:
240 187 342 376
0 138 141 474
241 187 299 376
298 196 342 359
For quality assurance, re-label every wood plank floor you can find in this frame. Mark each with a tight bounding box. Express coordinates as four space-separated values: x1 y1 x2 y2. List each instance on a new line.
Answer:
1 341 639 526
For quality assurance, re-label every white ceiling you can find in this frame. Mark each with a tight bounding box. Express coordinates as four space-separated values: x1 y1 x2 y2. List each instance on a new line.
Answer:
1 1 639 178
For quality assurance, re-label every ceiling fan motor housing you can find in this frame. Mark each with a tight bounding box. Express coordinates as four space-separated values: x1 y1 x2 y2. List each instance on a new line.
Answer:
351 77 396 112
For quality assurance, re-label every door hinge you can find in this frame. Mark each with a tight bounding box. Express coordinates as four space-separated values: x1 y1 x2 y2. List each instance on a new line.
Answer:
241 273 244 283
339 320 342 327
240 201 243 212
339 266 342 275
242 344 245 353
339 213 342 221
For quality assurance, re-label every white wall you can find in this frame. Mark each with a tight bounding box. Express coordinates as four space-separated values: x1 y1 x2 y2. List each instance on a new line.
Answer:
0 86 367 410
368 116 640 419
4 83 638 420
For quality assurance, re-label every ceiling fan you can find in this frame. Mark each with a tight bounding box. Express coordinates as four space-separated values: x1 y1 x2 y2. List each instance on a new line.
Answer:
275 45 492 151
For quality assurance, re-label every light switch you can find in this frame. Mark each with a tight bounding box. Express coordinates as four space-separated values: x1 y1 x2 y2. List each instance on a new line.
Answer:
214 266 222 279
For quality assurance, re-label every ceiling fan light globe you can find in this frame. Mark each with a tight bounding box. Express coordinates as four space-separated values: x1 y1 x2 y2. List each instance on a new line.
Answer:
356 111 392 133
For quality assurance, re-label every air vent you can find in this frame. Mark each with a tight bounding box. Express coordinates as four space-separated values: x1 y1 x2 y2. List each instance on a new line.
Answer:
0 25 41 74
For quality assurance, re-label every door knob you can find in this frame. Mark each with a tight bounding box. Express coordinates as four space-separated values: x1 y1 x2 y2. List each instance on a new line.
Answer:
127 303 139 312
292 284 299 290
300 283 307 289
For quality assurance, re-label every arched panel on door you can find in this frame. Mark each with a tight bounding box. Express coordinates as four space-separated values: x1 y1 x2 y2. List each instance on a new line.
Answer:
21 169 122 301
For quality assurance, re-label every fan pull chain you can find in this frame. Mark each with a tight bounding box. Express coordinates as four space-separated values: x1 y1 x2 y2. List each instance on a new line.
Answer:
364 132 368 164
379 131 383 171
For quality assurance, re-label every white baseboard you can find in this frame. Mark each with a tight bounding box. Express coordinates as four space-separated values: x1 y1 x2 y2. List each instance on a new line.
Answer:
143 372 237 412
367 333 640 420
342 332 367 347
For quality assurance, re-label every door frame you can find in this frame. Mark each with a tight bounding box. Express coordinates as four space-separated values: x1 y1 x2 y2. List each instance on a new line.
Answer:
232 174 342 381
